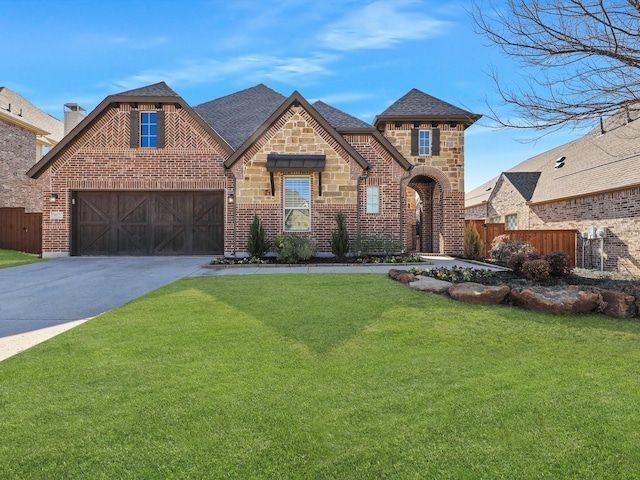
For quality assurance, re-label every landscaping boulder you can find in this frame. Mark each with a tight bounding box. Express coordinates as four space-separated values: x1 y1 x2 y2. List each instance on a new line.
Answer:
448 282 511 305
508 286 602 315
388 269 417 284
409 276 453 294
596 289 636 319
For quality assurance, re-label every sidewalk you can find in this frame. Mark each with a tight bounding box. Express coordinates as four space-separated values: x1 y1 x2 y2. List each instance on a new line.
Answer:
189 255 504 277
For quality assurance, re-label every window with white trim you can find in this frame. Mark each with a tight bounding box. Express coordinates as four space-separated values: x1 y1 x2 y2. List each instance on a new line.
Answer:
140 111 157 148
419 130 430 156
284 176 311 232
366 186 380 214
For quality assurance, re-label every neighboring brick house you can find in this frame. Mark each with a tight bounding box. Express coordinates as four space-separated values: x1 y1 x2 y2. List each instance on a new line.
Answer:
0 87 64 212
466 106 640 273
27 82 480 257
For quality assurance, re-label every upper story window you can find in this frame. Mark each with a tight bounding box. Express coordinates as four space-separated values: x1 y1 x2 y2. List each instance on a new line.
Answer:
411 127 439 156
284 176 311 232
129 109 165 148
366 186 380 214
140 112 157 148
418 130 430 156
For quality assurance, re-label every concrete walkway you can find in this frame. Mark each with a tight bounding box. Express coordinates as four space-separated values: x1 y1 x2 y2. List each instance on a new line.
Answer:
0 255 501 361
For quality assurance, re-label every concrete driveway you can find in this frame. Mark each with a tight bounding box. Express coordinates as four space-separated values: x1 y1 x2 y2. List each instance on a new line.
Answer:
0 256 209 339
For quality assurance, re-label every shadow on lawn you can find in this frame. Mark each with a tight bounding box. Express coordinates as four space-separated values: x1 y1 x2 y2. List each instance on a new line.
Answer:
191 274 405 355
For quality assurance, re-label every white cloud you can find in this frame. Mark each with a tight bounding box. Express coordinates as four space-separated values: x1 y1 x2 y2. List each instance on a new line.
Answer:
109 53 336 92
319 0 450 51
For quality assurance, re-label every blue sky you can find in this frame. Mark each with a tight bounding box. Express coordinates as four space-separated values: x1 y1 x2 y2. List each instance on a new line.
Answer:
4 0 589 191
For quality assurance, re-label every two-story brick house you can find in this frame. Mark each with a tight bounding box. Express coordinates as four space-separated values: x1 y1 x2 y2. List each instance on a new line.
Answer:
1 87 64 213
27 82 480 257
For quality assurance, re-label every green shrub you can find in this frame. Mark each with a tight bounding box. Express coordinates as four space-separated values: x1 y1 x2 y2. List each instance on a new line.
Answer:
272 235 312 263
544 251 572 278
463 222 483 259
353 233 404 256
489 234 535 262
247 215 269 259
522 259 550 281
331 213 350 259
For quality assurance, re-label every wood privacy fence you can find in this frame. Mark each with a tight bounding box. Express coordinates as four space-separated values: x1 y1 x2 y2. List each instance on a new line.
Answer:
465 220 577 267
0 208 42 254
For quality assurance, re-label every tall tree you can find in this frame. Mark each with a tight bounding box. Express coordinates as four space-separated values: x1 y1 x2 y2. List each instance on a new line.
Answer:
471 0 640 130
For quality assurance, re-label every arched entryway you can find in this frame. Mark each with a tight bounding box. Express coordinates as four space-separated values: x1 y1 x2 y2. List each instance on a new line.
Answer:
403 166 464 255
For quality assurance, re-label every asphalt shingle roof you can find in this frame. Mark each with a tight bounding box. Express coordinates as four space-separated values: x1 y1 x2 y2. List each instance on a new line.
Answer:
379 88 478 119
466 105 640 207
116 81 180 97
194 84 286 150
502 172 541 202
312 101 372 129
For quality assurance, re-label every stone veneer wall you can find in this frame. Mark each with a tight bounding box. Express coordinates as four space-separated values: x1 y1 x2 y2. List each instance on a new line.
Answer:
0 119 43 212
40 103 230 255
228 106 362 254
381 122 465 192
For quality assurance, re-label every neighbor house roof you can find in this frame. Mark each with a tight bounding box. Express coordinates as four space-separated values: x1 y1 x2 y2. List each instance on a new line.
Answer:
465 105 640 208
374 88 481 128
0 86 64 141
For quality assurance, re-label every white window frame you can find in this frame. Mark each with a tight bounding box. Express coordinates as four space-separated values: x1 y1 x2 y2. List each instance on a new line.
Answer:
366 186 380 214
419 130 430 156
283 176 311 232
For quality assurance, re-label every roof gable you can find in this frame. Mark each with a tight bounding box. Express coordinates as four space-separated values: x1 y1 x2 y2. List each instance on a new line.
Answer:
223 91 369 170
374 88 481 127
194 84 286 150
502 172 541 201
27 83 233 178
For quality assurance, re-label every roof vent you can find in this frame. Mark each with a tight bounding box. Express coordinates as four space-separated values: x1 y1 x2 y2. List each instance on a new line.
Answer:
485 187 492 191
554 156 566 169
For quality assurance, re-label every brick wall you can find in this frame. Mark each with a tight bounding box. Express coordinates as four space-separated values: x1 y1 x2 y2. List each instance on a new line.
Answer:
41 103 230 255
530 188 640 273
466 181 640 273
0 119 43 213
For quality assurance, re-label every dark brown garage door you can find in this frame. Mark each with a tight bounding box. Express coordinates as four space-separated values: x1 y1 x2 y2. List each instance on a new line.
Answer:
72 191 224 255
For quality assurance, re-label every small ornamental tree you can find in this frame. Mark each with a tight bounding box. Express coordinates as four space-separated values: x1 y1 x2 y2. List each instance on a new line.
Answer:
331 213 350 260
463 222 483 260
247 215 268 259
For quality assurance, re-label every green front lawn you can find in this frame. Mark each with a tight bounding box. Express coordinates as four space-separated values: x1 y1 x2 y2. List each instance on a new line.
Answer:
0 248 44 269
1 274 639 478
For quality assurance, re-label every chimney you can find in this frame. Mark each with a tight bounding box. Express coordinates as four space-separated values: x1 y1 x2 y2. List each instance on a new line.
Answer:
64 103 86 135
